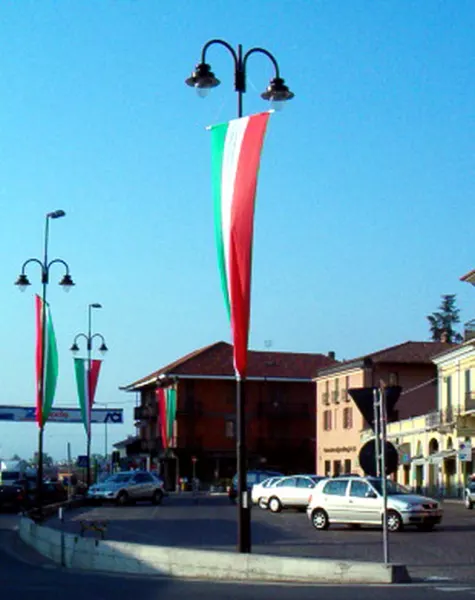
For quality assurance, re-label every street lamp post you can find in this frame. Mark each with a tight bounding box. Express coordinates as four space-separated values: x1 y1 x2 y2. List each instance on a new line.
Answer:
70 303 108 487
186 39 294 554
15 210 75 512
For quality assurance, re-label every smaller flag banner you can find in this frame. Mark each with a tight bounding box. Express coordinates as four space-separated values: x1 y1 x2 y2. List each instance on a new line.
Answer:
156 387 177 449
74 358 102 434
209 111 271 377
35 295 59 429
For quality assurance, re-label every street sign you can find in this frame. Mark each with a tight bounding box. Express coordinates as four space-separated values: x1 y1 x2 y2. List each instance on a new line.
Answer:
0 405 123 424
359 439 399 476
459 441 472 462
77 455 89 468
348 386 402 432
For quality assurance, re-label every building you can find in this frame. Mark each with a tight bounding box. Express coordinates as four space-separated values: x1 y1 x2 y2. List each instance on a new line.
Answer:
315 341 453 477
122 341 336 490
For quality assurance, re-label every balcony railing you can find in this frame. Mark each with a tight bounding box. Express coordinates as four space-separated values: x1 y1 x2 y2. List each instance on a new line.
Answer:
331 390 340 404
425 411 441 429
322 392 330 406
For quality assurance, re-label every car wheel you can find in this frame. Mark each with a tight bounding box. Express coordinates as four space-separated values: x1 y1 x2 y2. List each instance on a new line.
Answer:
268 497 282 513
152 490 163 506
258 498 267 510
416 523 435 531
386 510 404 532
116 491 129 507
311 508 329 530
465 496 473 510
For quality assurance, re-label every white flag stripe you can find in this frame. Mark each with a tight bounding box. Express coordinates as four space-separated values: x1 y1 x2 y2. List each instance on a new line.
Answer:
220 116 249 296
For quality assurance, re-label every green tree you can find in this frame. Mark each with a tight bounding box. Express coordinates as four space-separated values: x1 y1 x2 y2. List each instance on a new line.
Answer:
427 294 463 343
30 452 54 468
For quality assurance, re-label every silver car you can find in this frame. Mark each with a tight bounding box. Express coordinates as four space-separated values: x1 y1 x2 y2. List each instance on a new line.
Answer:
262 475 326 513
307 476 443 532
87 471 165 506
465 481 475 509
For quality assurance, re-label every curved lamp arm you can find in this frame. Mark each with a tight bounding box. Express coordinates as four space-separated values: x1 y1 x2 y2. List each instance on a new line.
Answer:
242 47 280 79
201 38 239 71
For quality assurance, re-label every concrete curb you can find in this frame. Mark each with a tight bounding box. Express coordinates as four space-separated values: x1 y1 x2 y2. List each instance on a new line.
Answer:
18 517 410 584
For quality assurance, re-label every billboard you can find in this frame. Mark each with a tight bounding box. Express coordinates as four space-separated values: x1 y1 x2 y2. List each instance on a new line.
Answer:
0 405 123 424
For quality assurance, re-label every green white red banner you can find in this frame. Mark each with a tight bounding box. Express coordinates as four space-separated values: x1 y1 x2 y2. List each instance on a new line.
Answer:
209 112 271 377
35 295 59 428
156 387 177 449
74 358 102 434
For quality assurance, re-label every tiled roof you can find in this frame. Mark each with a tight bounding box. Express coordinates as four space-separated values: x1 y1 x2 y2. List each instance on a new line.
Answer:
316 341 457 377
123 341 337 390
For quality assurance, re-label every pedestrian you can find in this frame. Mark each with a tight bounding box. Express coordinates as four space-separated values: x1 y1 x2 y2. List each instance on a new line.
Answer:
192 476 200 504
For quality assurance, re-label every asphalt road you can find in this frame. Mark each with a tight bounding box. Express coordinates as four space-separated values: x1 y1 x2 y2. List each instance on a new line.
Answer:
45 494 475 583
2 512 475 600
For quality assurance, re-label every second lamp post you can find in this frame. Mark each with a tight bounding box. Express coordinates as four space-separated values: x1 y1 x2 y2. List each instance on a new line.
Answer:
71 303 108 487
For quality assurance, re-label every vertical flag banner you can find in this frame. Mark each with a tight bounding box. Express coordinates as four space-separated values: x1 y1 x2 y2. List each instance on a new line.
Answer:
209 112 271 377
35 295 59 428
74 358 102 434
156 387 177 449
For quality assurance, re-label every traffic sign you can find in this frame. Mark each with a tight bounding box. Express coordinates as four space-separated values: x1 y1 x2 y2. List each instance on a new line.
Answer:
459 441 472 462
77 455 89 468
359 439 399 476
348 386 402 432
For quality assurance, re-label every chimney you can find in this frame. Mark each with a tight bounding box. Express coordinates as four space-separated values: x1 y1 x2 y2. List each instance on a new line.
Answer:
440 331 449 343
328 351 336 361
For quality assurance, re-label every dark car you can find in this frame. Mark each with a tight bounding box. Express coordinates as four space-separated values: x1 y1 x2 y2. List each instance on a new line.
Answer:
228 470 284 504
0 484 25 512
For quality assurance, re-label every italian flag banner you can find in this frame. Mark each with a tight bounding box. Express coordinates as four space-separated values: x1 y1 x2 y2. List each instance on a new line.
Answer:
209 112 271 377
156 387 177 449
35 295 59 428
74 358 102 434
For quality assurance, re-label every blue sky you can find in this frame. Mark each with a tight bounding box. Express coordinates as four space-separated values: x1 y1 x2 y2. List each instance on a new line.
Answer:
0 1 473 461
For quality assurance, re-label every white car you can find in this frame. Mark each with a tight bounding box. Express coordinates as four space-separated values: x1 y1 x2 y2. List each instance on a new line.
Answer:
465 480 475 509
261 475 326 513
307 476 443 532
251 476 283 508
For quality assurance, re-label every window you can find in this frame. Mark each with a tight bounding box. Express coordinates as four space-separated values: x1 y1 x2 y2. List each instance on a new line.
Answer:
322 479 348 496
343 407 353 429
296 477 315 489
388 372 399 386
344 459 351 474
323 410 332 431
277 477 297 488
324 460 331 476
350 480 372 498
333 460 341 476
334 379 340 392
225 420 235 438
446 375 452 407
465 370 471 394
133 473 153 483
334 409 338 429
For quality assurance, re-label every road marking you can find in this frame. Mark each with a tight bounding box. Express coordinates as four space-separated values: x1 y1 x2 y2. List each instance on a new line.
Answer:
425 576 454 581
434 587 475 592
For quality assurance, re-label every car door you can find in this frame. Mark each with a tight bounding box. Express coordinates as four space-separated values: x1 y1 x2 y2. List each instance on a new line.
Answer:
274 477 297 506
139 473 156 498
295 476 316 507
319 478 350 522
129 473 146 499
348 479 381 524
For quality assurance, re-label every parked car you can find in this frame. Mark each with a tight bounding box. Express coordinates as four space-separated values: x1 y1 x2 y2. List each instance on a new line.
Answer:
464 480 475 509
228 470 284 503
262 475 326 513
307 476 443 532
251 476 284 508
87 471 165 506
0 484 25 512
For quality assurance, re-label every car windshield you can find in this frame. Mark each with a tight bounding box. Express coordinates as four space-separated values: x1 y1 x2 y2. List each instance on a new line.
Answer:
370 479 410 495
107 474 133 483
468 483 475 492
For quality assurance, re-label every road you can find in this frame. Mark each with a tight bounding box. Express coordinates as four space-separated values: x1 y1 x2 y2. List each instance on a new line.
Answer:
46 494 475 583
2 513 475 599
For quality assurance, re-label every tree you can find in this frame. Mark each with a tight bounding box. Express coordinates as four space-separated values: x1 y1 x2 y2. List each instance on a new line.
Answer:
427 294 463 343
30 452 54 468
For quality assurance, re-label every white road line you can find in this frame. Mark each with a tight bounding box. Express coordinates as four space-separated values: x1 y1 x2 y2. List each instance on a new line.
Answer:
434 587 475 592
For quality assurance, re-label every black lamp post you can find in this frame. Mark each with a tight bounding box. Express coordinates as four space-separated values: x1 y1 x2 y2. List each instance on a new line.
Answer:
186 40 294 554
15 210 75 513
185 39 294 119
70 303 108 487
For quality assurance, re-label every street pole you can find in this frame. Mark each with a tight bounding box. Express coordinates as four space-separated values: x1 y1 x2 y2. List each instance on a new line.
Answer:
379 386 389 564
236 375 250 553
86 305 92 488
373 388 380 477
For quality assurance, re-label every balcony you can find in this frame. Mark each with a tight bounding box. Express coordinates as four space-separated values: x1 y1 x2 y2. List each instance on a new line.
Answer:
331 390 340 404
425 411 441 430
341 388 350 402
322 392 330 406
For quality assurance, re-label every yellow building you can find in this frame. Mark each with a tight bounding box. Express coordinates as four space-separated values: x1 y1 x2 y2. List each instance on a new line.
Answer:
377 339 475 497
